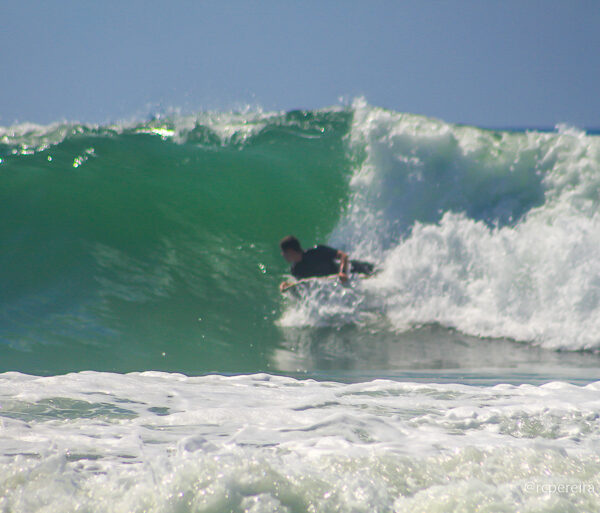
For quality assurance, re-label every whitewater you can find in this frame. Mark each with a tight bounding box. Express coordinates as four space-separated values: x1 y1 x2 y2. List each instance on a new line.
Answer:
1 99 600 512
2 372 600 512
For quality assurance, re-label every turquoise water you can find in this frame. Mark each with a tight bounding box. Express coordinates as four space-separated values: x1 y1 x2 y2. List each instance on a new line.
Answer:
2 101 600 512
1 109 352 374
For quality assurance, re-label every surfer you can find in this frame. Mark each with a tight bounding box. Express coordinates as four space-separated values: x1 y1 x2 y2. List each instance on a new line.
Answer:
279 235 374 292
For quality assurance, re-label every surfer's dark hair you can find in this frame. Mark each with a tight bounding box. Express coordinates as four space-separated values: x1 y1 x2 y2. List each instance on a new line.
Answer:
280 235 302 253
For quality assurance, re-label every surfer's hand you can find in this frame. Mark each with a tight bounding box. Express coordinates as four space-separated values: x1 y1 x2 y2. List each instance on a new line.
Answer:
280 281 290 292
338 272 349 283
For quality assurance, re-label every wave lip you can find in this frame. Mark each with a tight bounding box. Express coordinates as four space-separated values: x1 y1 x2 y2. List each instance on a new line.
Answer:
0 105 350 155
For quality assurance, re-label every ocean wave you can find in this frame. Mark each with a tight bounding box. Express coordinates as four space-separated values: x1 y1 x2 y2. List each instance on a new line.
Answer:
3 99 600 373
287 100 600 350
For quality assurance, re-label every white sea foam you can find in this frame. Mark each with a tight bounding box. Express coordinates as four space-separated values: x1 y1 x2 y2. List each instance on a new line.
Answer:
0 372 599 512
286 100 600 351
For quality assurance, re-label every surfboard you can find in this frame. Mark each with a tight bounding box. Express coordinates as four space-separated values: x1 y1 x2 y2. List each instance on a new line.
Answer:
280 271 379 295
280 274 340 293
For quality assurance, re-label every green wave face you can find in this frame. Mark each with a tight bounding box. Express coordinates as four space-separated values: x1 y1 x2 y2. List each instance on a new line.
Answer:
3 103 600 375
0 110 354 374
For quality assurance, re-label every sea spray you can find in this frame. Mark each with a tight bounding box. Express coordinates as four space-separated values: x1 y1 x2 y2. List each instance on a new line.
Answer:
320 100 600 350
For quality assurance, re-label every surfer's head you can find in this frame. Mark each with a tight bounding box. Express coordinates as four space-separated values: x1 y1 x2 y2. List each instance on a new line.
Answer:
280 235 303 263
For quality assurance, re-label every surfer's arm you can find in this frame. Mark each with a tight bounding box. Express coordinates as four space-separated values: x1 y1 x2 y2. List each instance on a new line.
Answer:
280 281 293 292
336 250 349 282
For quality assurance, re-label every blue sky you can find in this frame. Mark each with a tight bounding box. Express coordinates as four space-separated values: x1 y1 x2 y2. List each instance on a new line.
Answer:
2 0 599 127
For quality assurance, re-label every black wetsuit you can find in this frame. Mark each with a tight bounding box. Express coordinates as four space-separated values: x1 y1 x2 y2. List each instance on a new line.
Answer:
291 245 374 279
